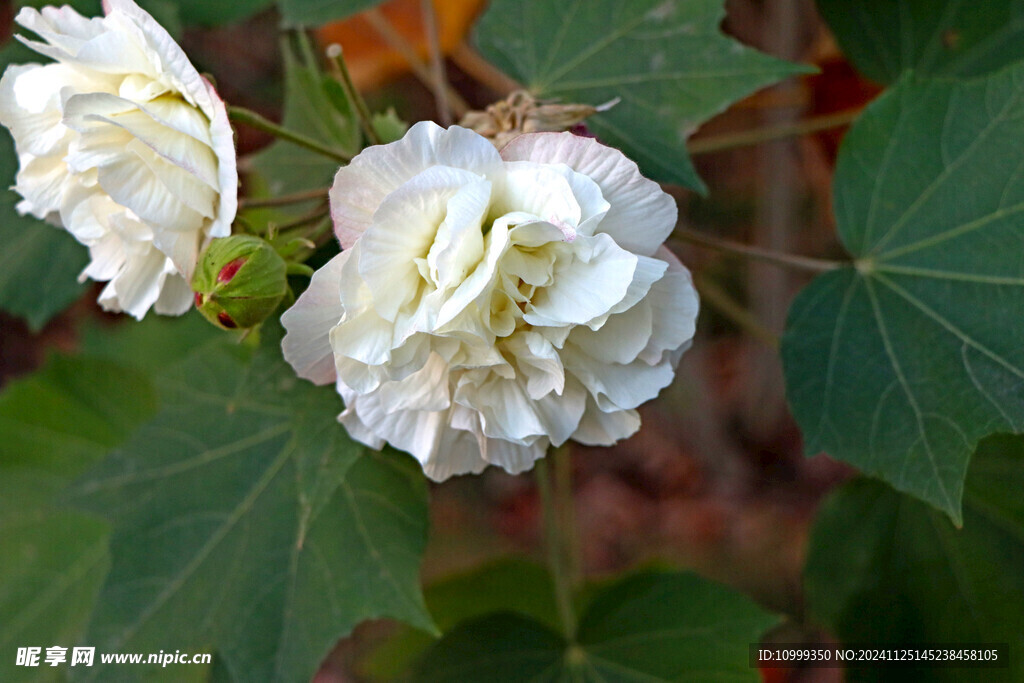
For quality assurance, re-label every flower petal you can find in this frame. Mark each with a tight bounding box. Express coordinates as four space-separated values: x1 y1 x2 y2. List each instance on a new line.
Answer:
281 252 348 385
330 121 503 248
501 132 677 256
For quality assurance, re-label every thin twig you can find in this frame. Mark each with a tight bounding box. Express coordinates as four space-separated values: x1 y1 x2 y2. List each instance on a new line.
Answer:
693 273 779 349
240 187 330 209
228 106 350 163
675 227 844 273
420 0 452 125
325 44 382 146
272 208 330 233
688 108 863 156
450 42 523 96
363 8 470 117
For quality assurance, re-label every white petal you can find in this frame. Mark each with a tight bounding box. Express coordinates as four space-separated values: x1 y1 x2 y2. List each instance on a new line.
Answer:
572 404 641 446
639 246 699 364
330 122 503 248
281 252 348 385
501 132 677 256
153 272 193 315
563 347 676 412
568 292 654 365
524 232 637 328
359 166 482 319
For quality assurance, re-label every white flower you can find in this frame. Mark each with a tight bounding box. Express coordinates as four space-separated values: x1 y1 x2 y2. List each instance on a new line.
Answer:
0 0 236 318
282 122 699 480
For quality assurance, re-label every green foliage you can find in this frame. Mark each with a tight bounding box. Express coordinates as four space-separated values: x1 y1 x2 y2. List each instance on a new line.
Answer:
782 65 1024 523
278 0 385 28
475 0 808 191
66 328 433 681
415 571 778 682
249 38 361 201
0 354 160 682
147 0 273 27
817 0 1024 84
804 434 1024 682
364 558 560 680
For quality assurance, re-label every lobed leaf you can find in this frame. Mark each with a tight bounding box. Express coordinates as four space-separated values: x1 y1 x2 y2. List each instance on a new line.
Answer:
804 434 1024 682
782 64 1024 523
475 0 809 191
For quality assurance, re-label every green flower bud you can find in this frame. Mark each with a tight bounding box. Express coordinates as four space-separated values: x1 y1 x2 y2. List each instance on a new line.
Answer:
192 235 288 330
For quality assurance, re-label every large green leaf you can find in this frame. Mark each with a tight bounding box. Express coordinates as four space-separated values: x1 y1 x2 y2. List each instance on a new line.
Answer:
782 65 1024 523
804 434 1024 682
817 0 1024 85
415 571 778 682
278 0 384 28
364 558 560 680
474 0 808 191
68 331 433 681
0 353 162 682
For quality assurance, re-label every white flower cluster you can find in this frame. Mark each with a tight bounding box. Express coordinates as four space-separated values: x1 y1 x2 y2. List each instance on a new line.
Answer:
0 0 236 318
283 122 699 480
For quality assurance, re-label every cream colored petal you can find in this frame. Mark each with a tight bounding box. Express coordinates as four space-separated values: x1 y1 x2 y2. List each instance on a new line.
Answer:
281 252 348 385
501 132 677 256
330 121 503 248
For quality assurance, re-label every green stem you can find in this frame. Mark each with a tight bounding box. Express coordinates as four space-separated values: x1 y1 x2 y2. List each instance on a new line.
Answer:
674 227 843 273
240 187 330 209
688 107 863 156
325 44 382 146
228 105 350 163
537 444 578 641
693 272 779 349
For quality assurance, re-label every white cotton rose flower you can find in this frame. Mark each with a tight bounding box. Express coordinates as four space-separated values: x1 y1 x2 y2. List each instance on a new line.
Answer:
0 0 236 318
282 122 699 480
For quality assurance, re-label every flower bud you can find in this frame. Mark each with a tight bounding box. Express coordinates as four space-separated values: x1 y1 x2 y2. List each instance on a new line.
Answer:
192 235 288 330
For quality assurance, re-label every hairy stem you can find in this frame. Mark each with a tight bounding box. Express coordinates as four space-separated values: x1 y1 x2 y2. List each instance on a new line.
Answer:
226 107 350 164
420 0 452 125
240 188 330 209
324 44 382 146
688 107 863 156
693 273 779 349
536 445 578 641
363 8 470 117
228 106 350 163
675 227 844 273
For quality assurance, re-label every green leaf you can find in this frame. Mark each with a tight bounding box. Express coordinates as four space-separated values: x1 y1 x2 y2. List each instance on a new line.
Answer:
278 0 384 28
0 352 162 682
804 434 1024 682
0 356 158 480
249 39 360 202
67 330 432 681
373 108 410 145
415 571 778 682
817 0 1024 85
364 558 560 680
0 477 109 683
782 65 1024 523
474 0 808 191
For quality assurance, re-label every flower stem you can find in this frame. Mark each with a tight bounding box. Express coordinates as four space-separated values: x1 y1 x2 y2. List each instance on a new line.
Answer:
674 227 844 273
227 105 350 163
420 0 453 125
536 444 578 641
693 272 779 349
240 187 330 209
688 107 863 156
324 44 382 146
363 8 470 118
450 42 523 96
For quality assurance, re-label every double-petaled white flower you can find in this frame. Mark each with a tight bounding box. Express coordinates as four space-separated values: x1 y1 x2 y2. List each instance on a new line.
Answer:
0 0 236 318
282 122 698 480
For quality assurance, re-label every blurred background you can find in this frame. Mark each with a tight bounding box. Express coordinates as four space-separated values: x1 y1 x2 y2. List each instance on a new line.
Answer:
0 0 883 680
